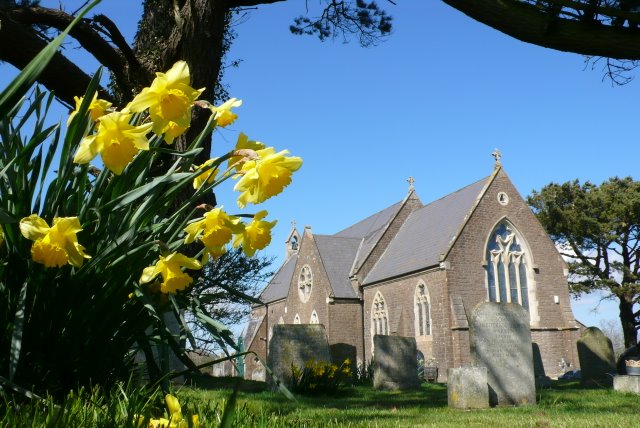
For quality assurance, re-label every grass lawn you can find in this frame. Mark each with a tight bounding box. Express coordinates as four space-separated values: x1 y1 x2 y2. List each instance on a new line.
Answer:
3 378 640 427
176 378 640 427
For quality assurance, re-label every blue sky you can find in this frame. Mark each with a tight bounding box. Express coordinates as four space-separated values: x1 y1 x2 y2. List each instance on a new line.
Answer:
6 1 638 331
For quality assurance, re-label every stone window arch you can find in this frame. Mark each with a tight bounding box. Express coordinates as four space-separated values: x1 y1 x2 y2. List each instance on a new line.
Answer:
293 313 301 324
485 221 533 310
414 282 431 336
371 291 389 338
298 265 313 303
310 310 319 324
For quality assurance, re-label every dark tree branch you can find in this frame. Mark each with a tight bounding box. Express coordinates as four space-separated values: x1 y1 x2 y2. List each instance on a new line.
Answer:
441 0 640 60
6 6 145 101
0 10 98 107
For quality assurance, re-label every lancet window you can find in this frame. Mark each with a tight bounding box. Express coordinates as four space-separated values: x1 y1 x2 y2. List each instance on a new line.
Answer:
371 292 389 337
414 283 431 336
486 222 530 310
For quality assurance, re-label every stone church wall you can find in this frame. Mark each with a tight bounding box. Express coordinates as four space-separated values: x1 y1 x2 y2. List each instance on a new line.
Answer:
445 168 579 377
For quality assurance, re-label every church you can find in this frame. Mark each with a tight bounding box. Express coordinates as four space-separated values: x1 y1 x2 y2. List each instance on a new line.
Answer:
243 155 581 381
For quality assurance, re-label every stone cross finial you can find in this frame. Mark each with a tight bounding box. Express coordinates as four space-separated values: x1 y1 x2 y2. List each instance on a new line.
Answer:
407 176 415 192
492 149 502 167
291 220 296 229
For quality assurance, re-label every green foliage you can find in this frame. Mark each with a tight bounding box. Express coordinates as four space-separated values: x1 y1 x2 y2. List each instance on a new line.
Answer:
528 177 640 345
289 358 352 395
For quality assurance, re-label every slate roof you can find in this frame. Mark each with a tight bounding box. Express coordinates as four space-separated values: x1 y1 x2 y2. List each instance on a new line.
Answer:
335 201 403 239
363 177 490 284
314 234 362 298
243 315 264 348
258 254 297 303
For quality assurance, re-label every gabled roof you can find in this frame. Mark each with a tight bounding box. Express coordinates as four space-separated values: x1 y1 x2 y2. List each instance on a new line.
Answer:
363 176 490 284
314 234 362 298
258 253 297 303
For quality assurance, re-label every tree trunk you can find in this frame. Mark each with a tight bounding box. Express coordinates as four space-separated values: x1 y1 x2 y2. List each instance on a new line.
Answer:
619 295 637 348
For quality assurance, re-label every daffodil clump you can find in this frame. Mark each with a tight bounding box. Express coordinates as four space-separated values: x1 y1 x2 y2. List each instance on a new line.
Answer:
137 394 201 428
1 41 301 396
290 358 352 395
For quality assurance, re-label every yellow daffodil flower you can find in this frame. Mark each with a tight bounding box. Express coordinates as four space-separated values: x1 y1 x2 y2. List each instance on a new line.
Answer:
140 252 202 294
228 133 265 172
128 61 204 144
73 111 153 175
232 210 276 257
67 93 112 126
184 207 242 256
212 97 242 127
234 147 303 208
192 158 220 189
19 214 90 268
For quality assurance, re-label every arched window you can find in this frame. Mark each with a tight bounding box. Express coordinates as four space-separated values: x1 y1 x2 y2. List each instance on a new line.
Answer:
293 313 301 324
298 265 313 302
371 292 389 337
486 222 531 310
310 310 319 324
414 283 431 336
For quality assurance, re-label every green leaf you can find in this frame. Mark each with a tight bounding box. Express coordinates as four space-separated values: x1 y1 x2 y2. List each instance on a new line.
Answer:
9 281 28 381
0 208 17 224
0 0 102 117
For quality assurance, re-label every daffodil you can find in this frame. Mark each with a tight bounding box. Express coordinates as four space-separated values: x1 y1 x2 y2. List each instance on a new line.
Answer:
128 60 204 144
228 132 265 172
192 158 220 189
184 207 242 259
232 210 276 257
19 214 90 268
212 97 242 127
73 111 153 175
234 147 303 208
140 252 202 294
67 93 112 126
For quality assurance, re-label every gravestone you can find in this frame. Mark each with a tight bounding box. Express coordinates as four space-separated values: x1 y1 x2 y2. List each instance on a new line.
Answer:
267 324 331 391
373 335 421 390
577 327 616 386
469 302 536 406
613 375 640 394
447 367 489 409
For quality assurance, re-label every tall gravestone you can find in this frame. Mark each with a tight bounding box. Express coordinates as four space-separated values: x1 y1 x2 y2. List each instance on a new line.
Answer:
469 302 536 406
267 324 331 391
577 327 616 386
373 335 421 390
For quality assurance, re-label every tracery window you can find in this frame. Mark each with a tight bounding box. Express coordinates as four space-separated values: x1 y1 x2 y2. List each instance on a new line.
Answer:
414 283 431 336
371 292 389 337
310 310 319 324
486 222 530 310
293 314 301 324
298 265 313 303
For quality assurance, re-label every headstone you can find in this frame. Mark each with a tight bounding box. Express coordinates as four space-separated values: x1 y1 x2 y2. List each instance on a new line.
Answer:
469 302 536 406
577 327 616 386
373 335 421 390
447 367 489 409
613 375 640 394
267 324 331 391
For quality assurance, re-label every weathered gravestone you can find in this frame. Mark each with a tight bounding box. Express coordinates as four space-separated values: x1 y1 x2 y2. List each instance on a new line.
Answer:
469 302 536 406
447 367 489 409
577 327 616 386
373 335 421 390
267 324 331 391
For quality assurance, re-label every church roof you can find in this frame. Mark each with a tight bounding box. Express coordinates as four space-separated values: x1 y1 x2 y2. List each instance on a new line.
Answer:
334 201 403 239
363 176 490 284
243 314 264 349
258 253 298 303
314 234 362 298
